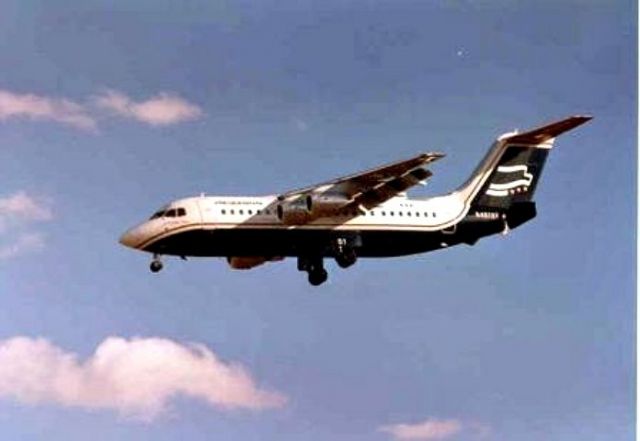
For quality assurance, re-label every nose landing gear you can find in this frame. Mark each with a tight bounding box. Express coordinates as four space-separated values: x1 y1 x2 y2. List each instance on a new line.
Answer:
150 255 163 273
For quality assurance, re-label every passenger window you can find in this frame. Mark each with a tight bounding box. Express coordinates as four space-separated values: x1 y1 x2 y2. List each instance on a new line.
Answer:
221 209 226 215
415 212 420 217
398 212 403 217
239 209 244 215
381 211 386 216
230 209 235 215
407 212 411 217
432 212 436 217
390 211 394 216
248 209 253 215
424 212 428 217
177 208 186 217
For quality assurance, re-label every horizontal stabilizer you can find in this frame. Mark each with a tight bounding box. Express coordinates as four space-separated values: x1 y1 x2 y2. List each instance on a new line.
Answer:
505 115 592 145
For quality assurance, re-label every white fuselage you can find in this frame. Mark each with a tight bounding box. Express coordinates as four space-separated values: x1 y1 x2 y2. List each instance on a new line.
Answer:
119 191 471 252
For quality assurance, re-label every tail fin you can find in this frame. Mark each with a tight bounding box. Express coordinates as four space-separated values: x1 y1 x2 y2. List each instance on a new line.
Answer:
462 115 592 211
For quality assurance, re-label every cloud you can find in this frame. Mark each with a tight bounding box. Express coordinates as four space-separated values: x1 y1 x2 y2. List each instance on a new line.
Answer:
0 232 45 259
0 336 287 420
94 90 203 126
0 192 52 259
0 88 203 130
379 418 463 440
0 191 52 223
0 90 96 130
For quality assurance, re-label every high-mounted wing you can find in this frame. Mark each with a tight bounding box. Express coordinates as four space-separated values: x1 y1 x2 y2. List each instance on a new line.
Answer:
275 152 444 224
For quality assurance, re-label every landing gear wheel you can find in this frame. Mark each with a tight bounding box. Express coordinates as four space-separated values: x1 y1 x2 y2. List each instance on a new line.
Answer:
150 260 163 273
308 268 328 286
335 249 357 268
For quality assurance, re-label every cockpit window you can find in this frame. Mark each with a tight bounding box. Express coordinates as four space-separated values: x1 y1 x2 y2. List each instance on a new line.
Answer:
149 206 186 219
150 210 165 220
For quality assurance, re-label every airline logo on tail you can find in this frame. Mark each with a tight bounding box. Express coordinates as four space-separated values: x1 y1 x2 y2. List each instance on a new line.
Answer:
485 165 533 197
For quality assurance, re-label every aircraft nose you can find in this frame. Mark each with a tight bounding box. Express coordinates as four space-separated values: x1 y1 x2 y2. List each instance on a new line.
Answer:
119 225 145 249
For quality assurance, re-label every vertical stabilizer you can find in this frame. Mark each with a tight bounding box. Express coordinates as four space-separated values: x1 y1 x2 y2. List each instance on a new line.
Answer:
462 116 592 211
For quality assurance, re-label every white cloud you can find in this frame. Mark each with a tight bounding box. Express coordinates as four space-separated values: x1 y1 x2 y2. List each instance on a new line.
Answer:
0 191 52 222
0 232 45 259
379 418 463 440
0 90 96 130
94 90 203 126
0 336 287 420
0 192 52 259
0 88 203 130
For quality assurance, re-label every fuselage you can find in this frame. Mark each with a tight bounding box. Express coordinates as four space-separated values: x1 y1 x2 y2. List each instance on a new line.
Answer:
119 192 509 259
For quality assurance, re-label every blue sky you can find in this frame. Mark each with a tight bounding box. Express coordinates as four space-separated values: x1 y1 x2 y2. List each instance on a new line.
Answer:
0 1 635 440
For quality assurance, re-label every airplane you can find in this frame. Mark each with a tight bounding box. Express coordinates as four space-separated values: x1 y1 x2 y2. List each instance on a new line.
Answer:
119 115 591 286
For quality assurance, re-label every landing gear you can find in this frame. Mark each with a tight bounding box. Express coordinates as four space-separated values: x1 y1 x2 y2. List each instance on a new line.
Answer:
150 255 163 273
308 267 328 286
297 256 328 286
296 237 360 286
333 238 357 268
501 214 510 236
335 248 357 268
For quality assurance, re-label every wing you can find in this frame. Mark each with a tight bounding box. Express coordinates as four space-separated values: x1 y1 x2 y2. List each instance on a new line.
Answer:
278 152 445 211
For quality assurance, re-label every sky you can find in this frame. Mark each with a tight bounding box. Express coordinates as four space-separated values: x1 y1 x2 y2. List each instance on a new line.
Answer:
0 1 635 440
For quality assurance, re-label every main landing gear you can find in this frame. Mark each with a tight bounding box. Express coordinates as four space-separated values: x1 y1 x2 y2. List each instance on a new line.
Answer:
297 240 358 286
333 238 358 269
297 256 328 286
150 254 163 273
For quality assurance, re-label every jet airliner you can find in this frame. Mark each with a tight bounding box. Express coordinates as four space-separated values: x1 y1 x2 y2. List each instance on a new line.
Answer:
120 116 591 285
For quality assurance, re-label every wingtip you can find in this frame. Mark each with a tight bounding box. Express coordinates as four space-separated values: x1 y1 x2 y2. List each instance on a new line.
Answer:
419 152 446 162
572 114 594 123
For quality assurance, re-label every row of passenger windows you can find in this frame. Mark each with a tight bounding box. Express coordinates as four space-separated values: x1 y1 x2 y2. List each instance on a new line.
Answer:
221 208 267 216
149 207 187 219
219 209 437 218
369 210 438 218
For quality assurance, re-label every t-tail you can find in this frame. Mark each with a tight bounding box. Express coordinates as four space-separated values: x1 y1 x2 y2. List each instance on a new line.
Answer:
458 115 592 228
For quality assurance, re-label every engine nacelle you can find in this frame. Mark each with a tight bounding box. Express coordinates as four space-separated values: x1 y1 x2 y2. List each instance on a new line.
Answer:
276 197 312 225
277 193 352 225
227 256 284 270
305 193 351 217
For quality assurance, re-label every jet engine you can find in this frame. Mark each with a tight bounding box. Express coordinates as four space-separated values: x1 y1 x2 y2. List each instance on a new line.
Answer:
277 193 351 225
305 193 351 217
276 198 312 225
227 256 284 270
